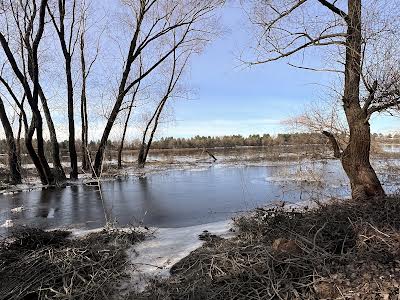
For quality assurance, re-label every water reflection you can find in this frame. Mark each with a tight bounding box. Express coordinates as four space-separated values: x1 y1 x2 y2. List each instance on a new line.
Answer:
0 161 361 234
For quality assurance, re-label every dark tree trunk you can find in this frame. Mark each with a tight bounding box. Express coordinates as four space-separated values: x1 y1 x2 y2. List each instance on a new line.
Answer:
0 0 52 185
117 91 137 169
117 115 129 169
34 112 54 184
79 29 91 171
341 118 384 199
93 30 180 176
65 58 78 179
26 113 53 184
15 96 25 162
137 96 168 168
39 88 66 183
137 143 146 168
340 0 384 199
117 140 124 169
80 88 89 171
49 3 79 179
0 98 22 184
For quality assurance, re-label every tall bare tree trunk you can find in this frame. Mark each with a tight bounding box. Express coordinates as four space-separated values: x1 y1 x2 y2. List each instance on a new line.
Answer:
48 1 79 179
80 33 90 171
0 97 22 184
80 85 89 170
341 0 384 199
66 58 78 179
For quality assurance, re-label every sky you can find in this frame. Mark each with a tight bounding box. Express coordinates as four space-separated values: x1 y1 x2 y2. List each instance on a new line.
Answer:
158 2 400 138
0 1 399 142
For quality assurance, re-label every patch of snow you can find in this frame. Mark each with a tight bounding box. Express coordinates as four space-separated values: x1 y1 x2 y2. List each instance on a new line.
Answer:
0 219 14 228
126 220 233 291
47 208 55 219
63 220 235 293
11 206 24 213
264 176 321 183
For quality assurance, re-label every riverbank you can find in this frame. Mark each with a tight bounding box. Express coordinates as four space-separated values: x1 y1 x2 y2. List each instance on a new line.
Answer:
1 196 400 299
133 196 400 299
0 221 233 299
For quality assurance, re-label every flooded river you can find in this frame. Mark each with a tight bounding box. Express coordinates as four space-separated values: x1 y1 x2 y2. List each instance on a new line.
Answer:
0 159 398 234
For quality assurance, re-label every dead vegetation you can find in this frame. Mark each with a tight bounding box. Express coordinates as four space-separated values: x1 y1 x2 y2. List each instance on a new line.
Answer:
134 197 400 299
0 227 146 300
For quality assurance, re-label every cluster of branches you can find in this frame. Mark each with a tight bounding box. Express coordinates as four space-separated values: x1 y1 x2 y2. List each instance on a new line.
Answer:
0 0 223 184
244 0 400 128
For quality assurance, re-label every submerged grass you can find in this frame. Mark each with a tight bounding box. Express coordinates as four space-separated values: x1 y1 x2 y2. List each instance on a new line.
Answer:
0 227 146 300
134 197 400 300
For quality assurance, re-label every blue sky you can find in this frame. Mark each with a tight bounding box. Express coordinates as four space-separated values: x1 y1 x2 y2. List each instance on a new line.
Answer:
162 3 400 138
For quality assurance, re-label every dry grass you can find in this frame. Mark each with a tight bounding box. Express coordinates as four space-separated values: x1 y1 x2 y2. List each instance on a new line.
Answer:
134 197 400 300
0 227 146 300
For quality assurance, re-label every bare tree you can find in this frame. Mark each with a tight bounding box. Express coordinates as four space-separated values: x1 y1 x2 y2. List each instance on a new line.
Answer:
1 3 66 183
244 0 400 199
137 44 191 168
47 0 80 179
79 0 99 171
0 72 26 172
91 0 223 176
0 0 56 184
0 95 21 184
117 80 141 169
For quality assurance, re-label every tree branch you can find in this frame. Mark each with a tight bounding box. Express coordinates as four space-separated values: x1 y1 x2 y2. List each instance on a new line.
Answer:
322 130 342 158
362 80 377 112
317 0 349 22
367 98 400 117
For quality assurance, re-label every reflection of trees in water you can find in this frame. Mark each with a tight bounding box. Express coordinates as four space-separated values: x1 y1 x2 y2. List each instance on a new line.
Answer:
133 177 167 226
36 187 65 219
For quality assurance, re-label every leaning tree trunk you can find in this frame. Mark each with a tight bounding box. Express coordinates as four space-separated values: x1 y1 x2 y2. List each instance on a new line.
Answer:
34 112 54 184
0 98 22 184
93 96 124 176
117 94 136 169
39 88 66 183
341 116 384 199
138 98 167 168
15 96 25 162
25 113 52 184
117 118 129 169
340 0 384 199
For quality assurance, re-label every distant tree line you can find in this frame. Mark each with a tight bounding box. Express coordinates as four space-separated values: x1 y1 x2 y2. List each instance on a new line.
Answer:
1 132 395 156
142 133 325 149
